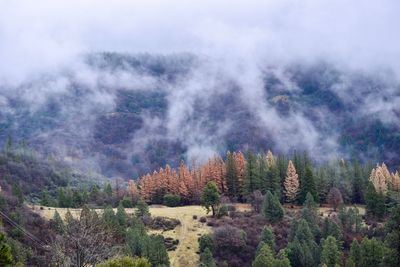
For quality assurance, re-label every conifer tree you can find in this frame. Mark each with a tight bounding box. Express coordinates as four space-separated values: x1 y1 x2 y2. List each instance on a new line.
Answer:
0 232 12 266
384 205 400 266
225 152 239 198
201 182 220 217
348 239 361 267
52 210 65 234
116 203 127 227
262 191 284 224
320 236 341 267
260 226 275 250
266 163 281 198
244 151 261 196
360 238 386 267
299 166 317 203
284 160 299 203
252 244 275 267
199 247 216 267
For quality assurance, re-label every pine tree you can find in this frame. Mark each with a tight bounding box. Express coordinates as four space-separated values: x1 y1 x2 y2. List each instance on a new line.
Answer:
348 239 361 267
52 210 65 234
244 151 261 196
300 166 317 203
284 160 299 203
320 236 341 267
384 205 400 266
103 205 117 228
252 244 275 267
226 152 239 198
352 160 364 203
365 182 386 219
287 219 319 267
266 163 281 198
199 247 216 267
201 182 220 217
135 199 150 218
262 191 284 224
260 226 275 250
116 203 127 227
360 238 386 267
0 232 12 266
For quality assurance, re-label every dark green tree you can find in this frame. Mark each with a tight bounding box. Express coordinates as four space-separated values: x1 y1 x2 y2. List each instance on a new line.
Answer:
299 166 317 203
252 244 275 267
198 234 213 253
260 226 275 251
360 238 386 267
52 210 65 234
365 182 386 219
226 152 239 198
384 205 400 267
320 236 341 267
0 232 13 267
262 191 284 224
347 239 361 267
135 199 150 218
244 151 261 196
116 203 127 227
199 247 216 267
201 182 220 217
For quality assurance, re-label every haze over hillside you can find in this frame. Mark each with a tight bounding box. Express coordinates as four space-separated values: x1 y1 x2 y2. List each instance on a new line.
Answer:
1 0 399 178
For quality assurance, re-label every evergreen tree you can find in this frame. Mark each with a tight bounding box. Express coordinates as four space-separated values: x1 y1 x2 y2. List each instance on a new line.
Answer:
0 232 12 266
226 152 239 198
260 226 275 250
12 183 23 205
365 182 386 219
301 193 319 237
244 151 261 196
40 190 51 206
102 205 117 228
147 235 170 267
135 199 150 218
299 166 317 203
116 203 127 227
96 256 150 267
320 236 341 267
352 160 364 203
384 205 400 266
360 238 386 267
348 239 361 267
252 244 275 267
199 247 216 267
262 191 284 224
287 219 319 267
201 182 220 217
52 210 65 234
266 163 281 198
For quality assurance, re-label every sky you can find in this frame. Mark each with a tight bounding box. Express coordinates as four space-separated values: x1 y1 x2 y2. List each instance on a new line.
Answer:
1 0 400 83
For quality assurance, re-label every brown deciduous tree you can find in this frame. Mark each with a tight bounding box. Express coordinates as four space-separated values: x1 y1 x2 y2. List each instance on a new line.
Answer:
327 187 343 211
284 160 299 203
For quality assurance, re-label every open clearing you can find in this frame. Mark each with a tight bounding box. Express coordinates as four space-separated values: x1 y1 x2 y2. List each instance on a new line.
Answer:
31 205 210 267
31 203 365 267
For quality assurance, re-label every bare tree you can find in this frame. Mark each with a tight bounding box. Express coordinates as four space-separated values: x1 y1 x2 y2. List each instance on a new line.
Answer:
52 207 113 267
249 190 263 213
327 187 343 212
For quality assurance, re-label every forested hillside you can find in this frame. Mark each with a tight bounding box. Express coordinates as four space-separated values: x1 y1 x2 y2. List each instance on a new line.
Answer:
0 53 399 179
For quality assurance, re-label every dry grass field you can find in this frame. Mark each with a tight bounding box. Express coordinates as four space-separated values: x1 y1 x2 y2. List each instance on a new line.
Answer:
30 203 365 267
30 204 210 267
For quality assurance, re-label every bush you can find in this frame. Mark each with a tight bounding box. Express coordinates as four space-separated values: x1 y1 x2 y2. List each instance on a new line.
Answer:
217 205 229 218
163 194 181 207
120 197 133 208
199 217 207 223
199 234 214 253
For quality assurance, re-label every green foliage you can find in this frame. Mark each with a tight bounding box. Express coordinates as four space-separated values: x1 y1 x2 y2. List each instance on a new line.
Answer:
287 219 319 267
199 234 213 253
199 247 216 267
135 199 150 218
244 151 261 196
163 194 181 207
299 166 317 203
300 193 319 237
260 226 275 250
262 191 284 224
360 238 386 267
365 182 386 219
320 236 341 267
121 197 134 208
103 205 117 228
384 204 400 266
266 163 281 198
96 256 151 267
201 182 220 217
348 239 361 267
226 152 239 198
12 183 23 205
252 244 274 267
0 233 13 266
51 210 65 234
104 183 113 197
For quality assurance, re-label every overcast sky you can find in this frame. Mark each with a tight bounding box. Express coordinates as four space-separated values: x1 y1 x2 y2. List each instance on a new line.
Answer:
1 0 400 82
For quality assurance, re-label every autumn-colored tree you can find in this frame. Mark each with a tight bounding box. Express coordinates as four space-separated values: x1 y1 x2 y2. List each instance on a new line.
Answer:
369 165 388 194
127 180 139 203
284 160 299 203
266 150 275 167
226 151 239 198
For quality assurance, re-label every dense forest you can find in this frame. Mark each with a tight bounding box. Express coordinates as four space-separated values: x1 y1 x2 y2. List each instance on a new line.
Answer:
1 145 400 266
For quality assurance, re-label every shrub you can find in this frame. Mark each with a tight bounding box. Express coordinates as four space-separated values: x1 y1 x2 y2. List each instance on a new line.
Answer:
120 197 133 208
199 217 207 223
198 234 214 253
163 194 181 207
217 205 229 218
